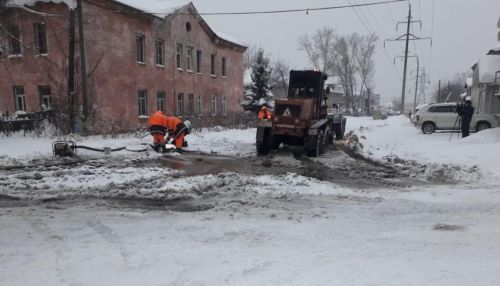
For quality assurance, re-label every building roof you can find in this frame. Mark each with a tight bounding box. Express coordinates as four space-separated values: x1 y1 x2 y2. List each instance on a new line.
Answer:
6 0 247 51
487 42 500 55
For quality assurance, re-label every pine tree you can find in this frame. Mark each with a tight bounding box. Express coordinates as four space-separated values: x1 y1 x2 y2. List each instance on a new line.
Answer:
242 48 273 112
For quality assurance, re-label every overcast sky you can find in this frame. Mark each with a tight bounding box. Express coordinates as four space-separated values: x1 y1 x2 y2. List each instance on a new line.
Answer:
190 0 500 104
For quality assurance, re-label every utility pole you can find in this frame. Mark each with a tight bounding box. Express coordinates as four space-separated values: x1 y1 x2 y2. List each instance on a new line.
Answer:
77 0 88 128
438 79 441 103
395 54 419 110
385 3 431 112
68 9 76 133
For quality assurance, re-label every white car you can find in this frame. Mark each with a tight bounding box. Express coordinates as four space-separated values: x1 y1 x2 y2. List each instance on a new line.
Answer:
414 102 500 134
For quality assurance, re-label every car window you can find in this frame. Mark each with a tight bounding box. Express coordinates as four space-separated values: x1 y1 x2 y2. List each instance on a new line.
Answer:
429 106 455 113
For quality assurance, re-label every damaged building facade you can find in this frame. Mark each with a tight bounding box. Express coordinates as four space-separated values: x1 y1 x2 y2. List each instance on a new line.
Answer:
0 0 246 130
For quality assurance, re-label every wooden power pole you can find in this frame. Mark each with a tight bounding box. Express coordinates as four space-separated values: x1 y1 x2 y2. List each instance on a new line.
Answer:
76 0 88 127
68 9 76 132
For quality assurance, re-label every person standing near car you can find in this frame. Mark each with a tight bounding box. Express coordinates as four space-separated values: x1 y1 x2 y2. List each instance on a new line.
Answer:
457 97 474 138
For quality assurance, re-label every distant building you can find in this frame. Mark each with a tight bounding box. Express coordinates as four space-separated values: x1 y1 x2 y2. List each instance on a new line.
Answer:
0 0 246 129
469 19 500 115
325 83 380 114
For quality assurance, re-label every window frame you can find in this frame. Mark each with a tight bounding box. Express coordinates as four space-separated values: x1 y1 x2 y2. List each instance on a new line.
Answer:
186 46 194 71
38 85 52 109
176 43 183 69
197 95 202 115
8 25 22 56
210 54 216 76
221 57 227 77
138 89 148 116
136 34 146 64
196 50 202 73
188 94 194 116
177 92 184 115
156 91 166 112
155 38 165 67
222 96 227 116
33 23 48 56
211 95 217 116
13 86 27 111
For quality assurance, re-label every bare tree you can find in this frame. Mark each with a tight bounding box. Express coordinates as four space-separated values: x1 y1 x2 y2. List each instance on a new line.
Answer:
243 44 259 70
332 34 359 110
355 33 378 113
434 73 467 103
270 56 290 97
298 27 336 74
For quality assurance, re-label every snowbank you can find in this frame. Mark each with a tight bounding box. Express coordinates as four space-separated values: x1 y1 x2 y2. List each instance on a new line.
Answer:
346 115 500 181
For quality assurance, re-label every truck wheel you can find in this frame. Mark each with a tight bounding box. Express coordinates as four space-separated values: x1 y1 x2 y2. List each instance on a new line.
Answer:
271 135 282 150
306 131 324 157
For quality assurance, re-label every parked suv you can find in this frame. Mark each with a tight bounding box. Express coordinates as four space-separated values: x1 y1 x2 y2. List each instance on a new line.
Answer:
414 102 500 134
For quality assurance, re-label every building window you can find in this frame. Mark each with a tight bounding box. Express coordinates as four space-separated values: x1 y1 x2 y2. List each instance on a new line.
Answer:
176 44 183 69
13 86 26 111
197 95 202 114
177 93 184 115
222 96 227 115
38 86 51 109
186 46 193 71
222 57 227 77
136 34 146 63
211 95 217 116
8 26 22 56
155 38 165 66
188 94 194 116
210 54 216 76
196 50 202 73
138 89 147 116
33 23 48 55
157 91 166 112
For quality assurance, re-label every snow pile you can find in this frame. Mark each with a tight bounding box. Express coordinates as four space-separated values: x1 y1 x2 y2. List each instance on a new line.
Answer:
6 0 76 9
117 0 189 15
346 115 500 181
189 128 256 155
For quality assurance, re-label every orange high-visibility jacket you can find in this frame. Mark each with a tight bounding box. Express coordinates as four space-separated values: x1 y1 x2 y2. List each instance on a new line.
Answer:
164 116 183 132
258 108 272 120
148 111 167 127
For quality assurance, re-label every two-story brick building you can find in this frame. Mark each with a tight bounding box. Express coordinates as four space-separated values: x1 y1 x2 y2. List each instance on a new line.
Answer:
0 0 247 130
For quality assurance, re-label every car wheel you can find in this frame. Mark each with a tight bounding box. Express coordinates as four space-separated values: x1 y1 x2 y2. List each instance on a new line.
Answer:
476 122 490 132
422 122 436 134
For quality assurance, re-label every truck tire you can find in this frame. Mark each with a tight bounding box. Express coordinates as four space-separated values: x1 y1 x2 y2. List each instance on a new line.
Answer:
306 130 324 157
271 135 282 150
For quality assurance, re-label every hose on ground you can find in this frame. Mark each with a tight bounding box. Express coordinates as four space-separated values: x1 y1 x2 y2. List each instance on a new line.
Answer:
74 145 126 152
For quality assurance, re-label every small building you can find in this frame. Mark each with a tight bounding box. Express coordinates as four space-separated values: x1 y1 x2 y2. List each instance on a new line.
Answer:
0 0 247 130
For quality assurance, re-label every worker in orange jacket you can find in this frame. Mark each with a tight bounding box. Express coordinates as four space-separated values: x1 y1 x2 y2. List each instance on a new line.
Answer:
148 110 168 152
165 116 191 151
258 105 272 121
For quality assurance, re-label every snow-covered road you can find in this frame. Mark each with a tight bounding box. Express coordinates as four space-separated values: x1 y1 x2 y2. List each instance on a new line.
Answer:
1 116 500 285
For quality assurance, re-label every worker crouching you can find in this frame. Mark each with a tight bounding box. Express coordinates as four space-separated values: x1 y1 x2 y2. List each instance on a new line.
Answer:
165 116 192 151
148 111 168 153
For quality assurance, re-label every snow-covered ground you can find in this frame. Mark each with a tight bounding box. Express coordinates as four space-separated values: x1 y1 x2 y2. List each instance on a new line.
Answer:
1 116 500 285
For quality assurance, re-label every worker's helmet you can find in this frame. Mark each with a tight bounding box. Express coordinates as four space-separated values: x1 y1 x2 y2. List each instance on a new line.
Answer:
184 120 192 130
261 105 268 110
465 96 472 102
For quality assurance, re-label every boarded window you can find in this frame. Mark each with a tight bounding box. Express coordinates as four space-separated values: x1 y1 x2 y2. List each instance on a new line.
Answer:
13 86 26 111
211 54 216 75
222 57 227 77
155 38 165 66
136 34 146 63
8 26 22 56
176 44 183 69
186 46 193 71
138 90 147 116
157 91 166 112
38 86 51 109
196 50 202 73
33 23 47 55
